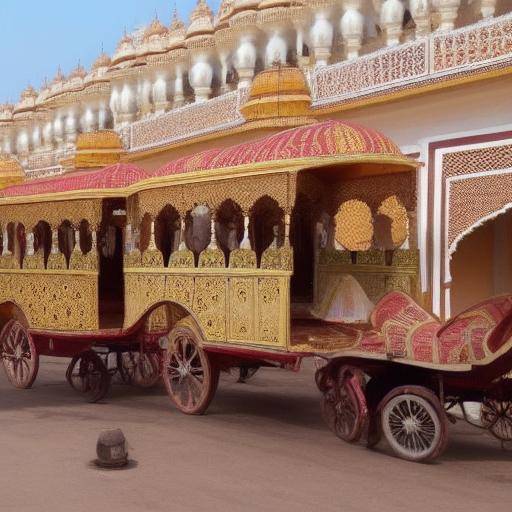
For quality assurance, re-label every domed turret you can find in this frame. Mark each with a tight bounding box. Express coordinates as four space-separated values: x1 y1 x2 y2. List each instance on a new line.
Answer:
169 9 186 47
51 67 65 86
112 31 136 65
143 17 168 41
68 63 87 81
20 85 38 102
92 52 112 70
215 0 235 28
186 0 214 38
240 65 312 121
0 153 25 190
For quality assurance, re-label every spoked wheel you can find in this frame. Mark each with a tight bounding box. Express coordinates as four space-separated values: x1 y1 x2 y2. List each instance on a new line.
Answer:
162 326 219 415
119 351 161 388
320 365 368 443
481 398 512 443
380 386 448 462
66 350 110 403
0 320 39 389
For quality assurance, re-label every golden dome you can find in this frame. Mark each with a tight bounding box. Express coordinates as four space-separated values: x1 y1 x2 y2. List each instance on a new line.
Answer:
0 154 25 190
186 0 214 37
92 52 111 70
74 130 124 169
143 17 168 41
240 65 312 121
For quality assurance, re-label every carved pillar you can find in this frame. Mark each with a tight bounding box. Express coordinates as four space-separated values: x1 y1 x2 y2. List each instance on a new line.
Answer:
410 0 431 37
190 57 213 103
341 0 365 59
153 76 170 114
437 0 460 31
31 125 42 153
480 0 496 18
235 34 258 89
380 0 405 45
53 116 65 149
240 214 251 250
139 79 153 118
310 12 334 66
265 31 288 67
173 66 185 108
64 110 78 148
47 228 66 270
284 213 291 247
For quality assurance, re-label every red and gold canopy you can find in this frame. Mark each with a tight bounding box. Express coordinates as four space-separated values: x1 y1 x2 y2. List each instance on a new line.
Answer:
155 120 410 177
0 120 415 200
1 163 149 198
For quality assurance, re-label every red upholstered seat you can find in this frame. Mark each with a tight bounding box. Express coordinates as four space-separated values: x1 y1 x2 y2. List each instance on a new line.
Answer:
357 292 512 366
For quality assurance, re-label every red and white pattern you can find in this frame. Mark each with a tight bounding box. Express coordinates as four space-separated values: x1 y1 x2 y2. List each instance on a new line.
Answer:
1 163 150 198
155 120 404 177
356 291 512 367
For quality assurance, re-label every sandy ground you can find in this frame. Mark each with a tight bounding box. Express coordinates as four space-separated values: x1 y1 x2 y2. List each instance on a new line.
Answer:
0 357 511 512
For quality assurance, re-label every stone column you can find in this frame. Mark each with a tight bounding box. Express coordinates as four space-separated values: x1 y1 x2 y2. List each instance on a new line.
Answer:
139 78 153 117
437 0 460 31
310 12 334 66
341 0 365 60
64 110 78 147
189 57 213 103
31 125 42 152
53 116 65 149
410 0 431 37
153 75 170 114
380 0 405 46
265 31 288 67
235 35 258 89
480 0 497 18
173 66 185 108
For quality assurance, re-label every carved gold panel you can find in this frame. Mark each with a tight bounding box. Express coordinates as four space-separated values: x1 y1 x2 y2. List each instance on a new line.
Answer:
124 268 291 350
0 270 98 331
229 277 255 341
192 276 227 342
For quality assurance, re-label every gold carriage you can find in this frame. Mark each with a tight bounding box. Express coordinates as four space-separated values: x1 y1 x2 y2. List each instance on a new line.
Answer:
0 120 418 412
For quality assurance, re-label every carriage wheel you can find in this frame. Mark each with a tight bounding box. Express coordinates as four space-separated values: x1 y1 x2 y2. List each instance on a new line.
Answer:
162 326 219 415
481 398 512 442
66 350 110 403
320 366 367 443
380 386 448 462
236 366 259 383
119 351 161 388
0 320 39 389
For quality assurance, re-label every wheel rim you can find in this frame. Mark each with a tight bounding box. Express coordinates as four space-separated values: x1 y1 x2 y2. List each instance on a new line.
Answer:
482 399 512 441
0 320 38 389
164 328 216 414
382 394 441 461
321 372 362 443
67 351 109 402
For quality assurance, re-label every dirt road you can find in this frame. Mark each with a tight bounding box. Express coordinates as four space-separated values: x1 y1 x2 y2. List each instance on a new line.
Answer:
0 357 511 512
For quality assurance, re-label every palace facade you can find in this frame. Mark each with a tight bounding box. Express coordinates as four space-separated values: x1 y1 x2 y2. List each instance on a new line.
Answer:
0 0 511 320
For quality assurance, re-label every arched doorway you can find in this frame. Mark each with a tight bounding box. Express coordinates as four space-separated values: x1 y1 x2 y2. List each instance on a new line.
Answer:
450 209 512 316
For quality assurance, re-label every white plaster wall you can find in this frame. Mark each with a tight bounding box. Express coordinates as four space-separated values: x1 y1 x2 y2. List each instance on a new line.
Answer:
322 75 512 148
